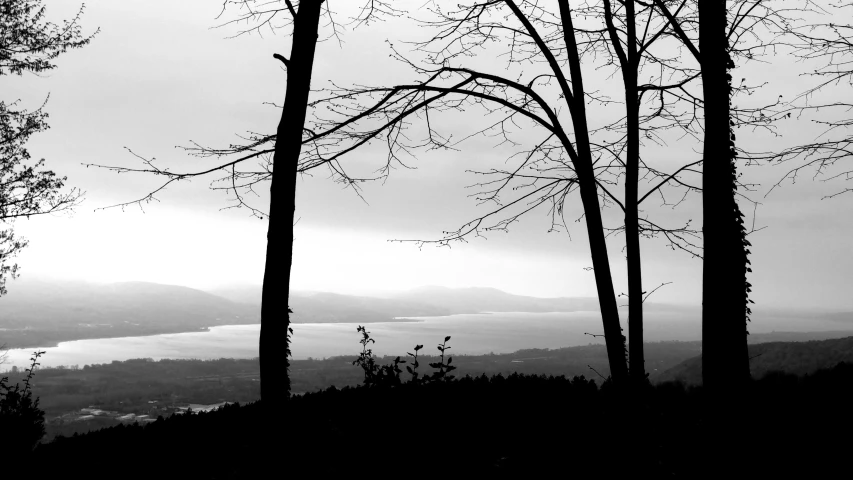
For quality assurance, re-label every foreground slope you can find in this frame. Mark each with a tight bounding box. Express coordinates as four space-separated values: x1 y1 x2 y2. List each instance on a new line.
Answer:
27 363 853 478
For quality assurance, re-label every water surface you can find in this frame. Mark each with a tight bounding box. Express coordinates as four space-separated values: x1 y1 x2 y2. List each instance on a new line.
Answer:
1 311 847 371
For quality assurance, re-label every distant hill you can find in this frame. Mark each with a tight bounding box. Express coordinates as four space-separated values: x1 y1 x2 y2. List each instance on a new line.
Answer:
0 279 258 349
747 330 853 343
208 284 853 331
208 284 653 320
210 284 610 315
207 287 452 323
819 311 853 322
290 285 699 322
289 292 450 323
6 278 851 350
206 284 263 306
657 335 853 385
391 286 603 314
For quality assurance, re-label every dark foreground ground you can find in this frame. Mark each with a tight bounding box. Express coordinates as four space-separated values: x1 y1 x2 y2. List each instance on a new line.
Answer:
19 362 853 479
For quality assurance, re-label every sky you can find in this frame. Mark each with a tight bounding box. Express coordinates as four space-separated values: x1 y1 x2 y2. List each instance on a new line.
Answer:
3 0 852 310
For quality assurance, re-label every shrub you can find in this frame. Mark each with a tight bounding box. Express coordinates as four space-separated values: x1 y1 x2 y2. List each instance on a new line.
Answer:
352 325 457 388
0 351 47 458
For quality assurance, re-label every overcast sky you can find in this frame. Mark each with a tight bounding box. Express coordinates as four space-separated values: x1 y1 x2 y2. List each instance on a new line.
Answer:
4 0 851 310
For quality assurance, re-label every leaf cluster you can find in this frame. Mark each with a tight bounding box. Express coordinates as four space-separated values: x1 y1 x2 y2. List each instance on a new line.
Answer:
0 0 97 76
352 326 457 388
0 100 83 294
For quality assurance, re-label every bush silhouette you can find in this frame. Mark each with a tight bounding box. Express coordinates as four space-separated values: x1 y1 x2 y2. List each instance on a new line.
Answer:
0 351 46 460
352 325 458 387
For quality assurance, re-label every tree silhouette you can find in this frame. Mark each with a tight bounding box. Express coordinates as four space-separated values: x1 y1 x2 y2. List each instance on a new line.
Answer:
587 1 800 390
92 0 637 385
0 351 46 461
86 0 403 413
0 0 95 295
596 0 708 383
604 0 649 385
253 0 324 421
306 0 733 385
354 0 634 384
651 0 758 395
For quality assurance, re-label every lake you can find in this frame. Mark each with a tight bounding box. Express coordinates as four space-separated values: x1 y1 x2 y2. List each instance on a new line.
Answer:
1 311 848 371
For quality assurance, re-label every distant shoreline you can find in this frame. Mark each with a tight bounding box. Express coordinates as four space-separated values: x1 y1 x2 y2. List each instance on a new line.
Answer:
1 311 597 352
293 318 425 324
1 326 220 351
394 310 604 320
2 318 427 352
4 313 852 353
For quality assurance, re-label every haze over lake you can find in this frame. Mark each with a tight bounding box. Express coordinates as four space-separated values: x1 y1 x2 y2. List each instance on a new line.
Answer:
3 311 849 371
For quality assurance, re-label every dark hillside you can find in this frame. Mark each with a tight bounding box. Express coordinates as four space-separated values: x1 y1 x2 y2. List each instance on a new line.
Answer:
290 340 704 393
28 363 853 478
658 335 853 384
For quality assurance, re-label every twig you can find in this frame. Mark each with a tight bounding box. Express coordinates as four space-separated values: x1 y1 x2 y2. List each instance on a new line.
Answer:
588 365 607 381
642 282 673 303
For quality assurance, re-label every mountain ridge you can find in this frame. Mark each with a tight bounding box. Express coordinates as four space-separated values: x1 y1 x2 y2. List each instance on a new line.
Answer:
4 278 852 351
0 278 257 349
214 283 692 315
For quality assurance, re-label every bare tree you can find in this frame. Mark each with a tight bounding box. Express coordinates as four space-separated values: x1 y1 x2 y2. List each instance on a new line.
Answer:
594 0 785 383
253 0 324 414
0 1 95 296
696 0 751 394
88 0 402 412
594 0 709 383
650 0 800 394
304 0 640 383
602 0 649 385
340 0 738 384
361 0 778 386
93 0 639 382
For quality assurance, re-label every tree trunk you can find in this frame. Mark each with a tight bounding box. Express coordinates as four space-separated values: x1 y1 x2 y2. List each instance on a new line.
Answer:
611 0 645 384
698 1 750 395
559 0 629 385
260 0 324 410
578 181 630 384
624 95 644 384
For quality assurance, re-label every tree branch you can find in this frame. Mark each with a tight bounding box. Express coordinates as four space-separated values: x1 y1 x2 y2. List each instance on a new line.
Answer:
273 53 290 68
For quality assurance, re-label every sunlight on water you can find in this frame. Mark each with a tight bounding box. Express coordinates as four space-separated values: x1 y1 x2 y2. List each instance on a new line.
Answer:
1 325 261 371
1 311 846 371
